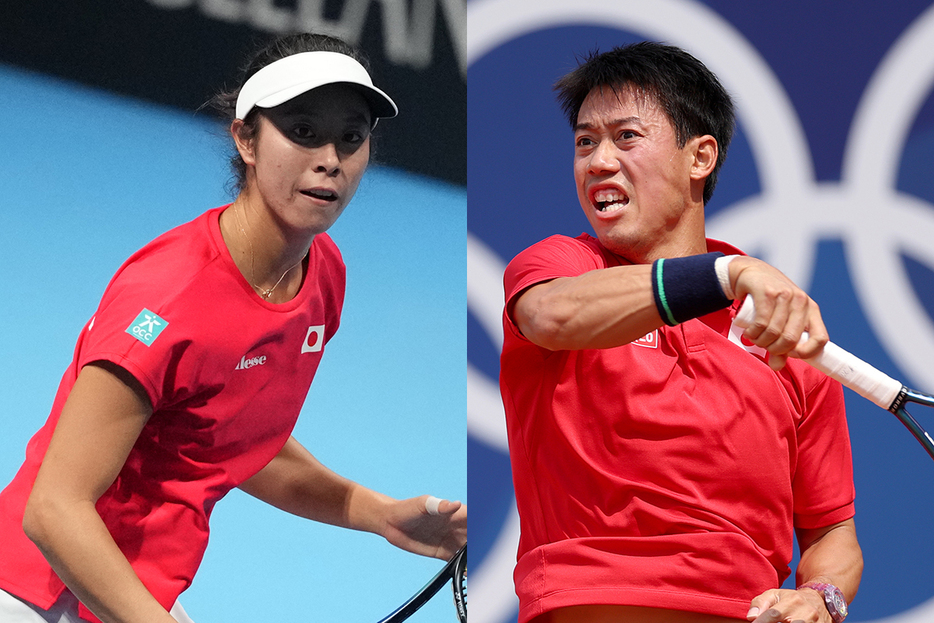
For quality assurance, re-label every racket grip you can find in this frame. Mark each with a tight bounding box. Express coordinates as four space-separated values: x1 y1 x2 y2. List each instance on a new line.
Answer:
736 296 903 409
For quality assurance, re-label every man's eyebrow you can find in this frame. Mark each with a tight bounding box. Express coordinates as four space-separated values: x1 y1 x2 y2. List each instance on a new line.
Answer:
573 116 644 132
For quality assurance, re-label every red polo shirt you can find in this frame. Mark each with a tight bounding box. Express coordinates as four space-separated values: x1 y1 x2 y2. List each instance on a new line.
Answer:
500 234 855 622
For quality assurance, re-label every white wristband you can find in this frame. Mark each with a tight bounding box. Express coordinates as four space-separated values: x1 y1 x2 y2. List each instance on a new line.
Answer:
715 255 740 300
425 496 442 516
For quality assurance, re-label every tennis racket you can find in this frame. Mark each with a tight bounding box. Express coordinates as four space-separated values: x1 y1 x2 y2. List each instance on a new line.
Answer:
736 296 934 460
376 544 467 623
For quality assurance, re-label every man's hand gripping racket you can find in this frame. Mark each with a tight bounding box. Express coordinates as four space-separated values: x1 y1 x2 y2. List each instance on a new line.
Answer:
736 296 934 460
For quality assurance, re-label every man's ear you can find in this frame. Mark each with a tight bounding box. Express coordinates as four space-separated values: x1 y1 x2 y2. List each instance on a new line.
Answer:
231 118 257 167
689 135 718 181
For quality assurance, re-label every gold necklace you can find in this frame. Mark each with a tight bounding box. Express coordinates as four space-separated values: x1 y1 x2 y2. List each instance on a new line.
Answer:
233 206 305 300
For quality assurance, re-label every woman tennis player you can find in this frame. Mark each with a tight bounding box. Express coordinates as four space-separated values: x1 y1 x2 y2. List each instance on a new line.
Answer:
0 33 466 623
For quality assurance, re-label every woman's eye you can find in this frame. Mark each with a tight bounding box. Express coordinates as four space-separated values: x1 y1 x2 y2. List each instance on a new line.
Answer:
292 125 315 140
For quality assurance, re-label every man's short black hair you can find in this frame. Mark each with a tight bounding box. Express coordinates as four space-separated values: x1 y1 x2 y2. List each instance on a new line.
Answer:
555 41 735 205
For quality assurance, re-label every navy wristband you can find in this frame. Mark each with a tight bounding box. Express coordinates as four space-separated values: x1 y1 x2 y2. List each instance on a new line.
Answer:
651 252 732 326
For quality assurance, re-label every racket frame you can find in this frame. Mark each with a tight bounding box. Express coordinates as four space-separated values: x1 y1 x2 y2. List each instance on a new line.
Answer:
376 544 467 623
890 388 934 460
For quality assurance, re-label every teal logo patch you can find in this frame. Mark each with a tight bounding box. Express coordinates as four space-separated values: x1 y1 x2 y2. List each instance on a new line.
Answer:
126 309 168 347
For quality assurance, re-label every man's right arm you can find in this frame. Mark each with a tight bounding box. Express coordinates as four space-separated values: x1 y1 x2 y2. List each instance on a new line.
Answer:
511 263 660 351
512 255 829 370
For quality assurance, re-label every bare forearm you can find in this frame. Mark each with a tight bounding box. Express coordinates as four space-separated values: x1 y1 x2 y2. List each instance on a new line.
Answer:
23 498 175 623
516 264 661 350
796 520 863 602
239 436 392 534
241 437 466 560
23 362 169 623
748 520 863 622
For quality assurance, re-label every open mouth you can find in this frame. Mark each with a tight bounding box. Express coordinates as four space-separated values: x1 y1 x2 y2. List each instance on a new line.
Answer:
592 188 629 213
300 188 338 202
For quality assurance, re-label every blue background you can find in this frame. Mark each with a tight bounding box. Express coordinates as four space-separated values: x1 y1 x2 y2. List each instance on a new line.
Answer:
0 64 466 621
467 1 934 622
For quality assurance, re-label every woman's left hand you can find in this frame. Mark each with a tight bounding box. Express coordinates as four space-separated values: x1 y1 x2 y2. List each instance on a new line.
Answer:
380 495 467 560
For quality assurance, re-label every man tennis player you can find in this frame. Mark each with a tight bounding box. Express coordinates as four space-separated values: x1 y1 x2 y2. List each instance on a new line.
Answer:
499 42 862 623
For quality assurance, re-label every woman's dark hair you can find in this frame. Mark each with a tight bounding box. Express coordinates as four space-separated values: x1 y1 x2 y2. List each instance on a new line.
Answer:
554 41 735 205
208 33 372 195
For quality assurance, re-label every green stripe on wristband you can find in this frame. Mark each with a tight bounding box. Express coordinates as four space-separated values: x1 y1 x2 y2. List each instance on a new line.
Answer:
654 258 678 326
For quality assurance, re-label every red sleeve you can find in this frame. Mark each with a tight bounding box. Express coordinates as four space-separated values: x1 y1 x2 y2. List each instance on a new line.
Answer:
792 374 856 529
503 235 608 330
73 220 222 412
76 266 202 413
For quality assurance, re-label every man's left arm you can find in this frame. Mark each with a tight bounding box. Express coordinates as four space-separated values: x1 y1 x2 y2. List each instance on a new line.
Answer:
748 518 863 623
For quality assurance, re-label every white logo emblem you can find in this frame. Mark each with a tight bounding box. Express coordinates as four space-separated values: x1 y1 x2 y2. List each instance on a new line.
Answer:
235 354 267 370
138 314 161 333
301 325 325 353
633 330 659 349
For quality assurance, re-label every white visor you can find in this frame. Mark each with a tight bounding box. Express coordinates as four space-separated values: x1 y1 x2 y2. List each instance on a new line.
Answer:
235 51 398 122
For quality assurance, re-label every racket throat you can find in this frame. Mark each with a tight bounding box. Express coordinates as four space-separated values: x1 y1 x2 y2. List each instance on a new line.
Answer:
888 387 910 413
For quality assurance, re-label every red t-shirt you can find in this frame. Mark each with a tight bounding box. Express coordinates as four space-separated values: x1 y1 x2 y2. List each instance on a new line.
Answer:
0 206 345 622
500 234 855 622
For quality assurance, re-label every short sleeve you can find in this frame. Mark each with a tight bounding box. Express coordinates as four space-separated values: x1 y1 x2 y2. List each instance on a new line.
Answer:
503 235 608 329
77 280 195 412
792 375 856 529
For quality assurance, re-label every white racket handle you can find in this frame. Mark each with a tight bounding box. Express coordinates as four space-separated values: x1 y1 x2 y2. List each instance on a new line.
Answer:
736 296 903 409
